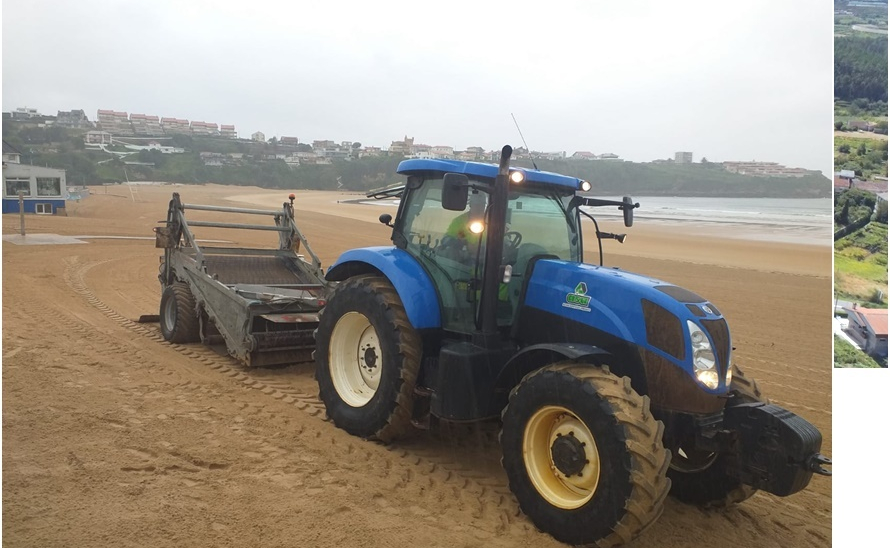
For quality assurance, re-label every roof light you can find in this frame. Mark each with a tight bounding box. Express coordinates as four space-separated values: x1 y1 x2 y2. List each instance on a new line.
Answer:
469 220 485 234
509 171 525 184
580 180 591 192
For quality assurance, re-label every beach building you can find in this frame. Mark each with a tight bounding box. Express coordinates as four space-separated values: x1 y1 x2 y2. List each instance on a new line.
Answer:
843 306 889 358
2 141 67 214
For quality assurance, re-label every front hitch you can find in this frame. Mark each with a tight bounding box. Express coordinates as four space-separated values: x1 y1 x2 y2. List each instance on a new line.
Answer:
807 453 832 476
723 402 830 496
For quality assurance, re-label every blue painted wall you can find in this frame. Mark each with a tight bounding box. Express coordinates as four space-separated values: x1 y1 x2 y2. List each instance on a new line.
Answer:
2 198 66 214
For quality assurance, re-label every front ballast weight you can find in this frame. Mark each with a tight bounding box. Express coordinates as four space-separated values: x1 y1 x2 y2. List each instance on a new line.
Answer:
156 192 330 368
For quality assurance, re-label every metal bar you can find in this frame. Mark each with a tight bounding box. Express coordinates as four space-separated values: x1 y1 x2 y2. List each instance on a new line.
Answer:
192 247 294 257
182 203 282 216
285 217 323 272
187 221 290 231
479 145 512 340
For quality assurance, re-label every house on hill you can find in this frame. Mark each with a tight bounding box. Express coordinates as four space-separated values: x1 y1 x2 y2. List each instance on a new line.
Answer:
844 305 889 359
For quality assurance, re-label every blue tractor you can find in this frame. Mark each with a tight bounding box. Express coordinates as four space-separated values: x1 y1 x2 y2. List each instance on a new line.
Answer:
314 146 830 546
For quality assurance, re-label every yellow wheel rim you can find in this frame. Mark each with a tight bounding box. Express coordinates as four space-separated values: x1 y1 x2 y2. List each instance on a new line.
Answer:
523 405 600 509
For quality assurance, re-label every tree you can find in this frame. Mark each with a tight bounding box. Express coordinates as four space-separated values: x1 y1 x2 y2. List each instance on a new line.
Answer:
857 143 868 156
876 200 888 224
352 142 361 149
839 143 851 154
835 121 844 130
700 157 709 164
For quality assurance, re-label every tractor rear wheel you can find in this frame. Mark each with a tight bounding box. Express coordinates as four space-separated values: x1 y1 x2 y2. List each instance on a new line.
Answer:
159 281 200 343
667 365 766 507
500 363 670 547
314 276 421 443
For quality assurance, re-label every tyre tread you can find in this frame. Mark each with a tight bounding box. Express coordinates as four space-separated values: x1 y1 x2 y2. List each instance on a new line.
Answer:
501 362 671 547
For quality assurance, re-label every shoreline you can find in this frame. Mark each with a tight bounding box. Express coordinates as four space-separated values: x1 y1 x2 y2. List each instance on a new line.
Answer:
224 189 831 277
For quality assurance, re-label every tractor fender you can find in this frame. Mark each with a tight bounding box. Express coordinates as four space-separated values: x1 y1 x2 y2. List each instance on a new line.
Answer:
325 246 441 329
493 342 649 411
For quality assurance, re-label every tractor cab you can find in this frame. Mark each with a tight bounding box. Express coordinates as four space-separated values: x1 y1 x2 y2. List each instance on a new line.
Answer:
388 163 583 333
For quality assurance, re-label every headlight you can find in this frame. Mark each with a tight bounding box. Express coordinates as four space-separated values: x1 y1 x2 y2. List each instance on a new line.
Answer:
687 320 719 389
509 171 525 184
726 354 733 386
469 220 485 234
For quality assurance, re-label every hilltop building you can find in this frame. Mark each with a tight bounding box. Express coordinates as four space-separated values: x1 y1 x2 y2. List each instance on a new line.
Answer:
723 161 809 178
11 107 40 119
843 306 889 359
97 110 133 135
675 151 693 164
221 125 237 139
130 114 164 136
56 110 92 129
158 117 189 134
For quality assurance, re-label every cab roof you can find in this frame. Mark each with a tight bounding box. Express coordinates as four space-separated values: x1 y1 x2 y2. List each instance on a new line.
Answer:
396 158 582 190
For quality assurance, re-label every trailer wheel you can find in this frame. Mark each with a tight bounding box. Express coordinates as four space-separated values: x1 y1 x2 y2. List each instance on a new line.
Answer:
159 281 200 343
315 276 420 443
500 363 670 546
667 365 766 507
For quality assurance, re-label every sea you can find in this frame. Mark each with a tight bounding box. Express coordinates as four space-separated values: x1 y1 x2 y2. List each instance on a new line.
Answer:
586 196 833 246
359 196 834 246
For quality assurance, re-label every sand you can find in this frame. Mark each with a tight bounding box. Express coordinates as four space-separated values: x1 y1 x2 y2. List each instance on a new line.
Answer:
2 184 831 548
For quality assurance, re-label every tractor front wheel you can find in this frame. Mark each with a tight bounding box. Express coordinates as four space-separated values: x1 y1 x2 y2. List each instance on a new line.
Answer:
500 363 670 547
667 365 766 507
159 281 200 343
314 276 421 443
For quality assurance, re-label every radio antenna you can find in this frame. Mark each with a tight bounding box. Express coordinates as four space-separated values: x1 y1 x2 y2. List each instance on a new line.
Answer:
511 113 538 171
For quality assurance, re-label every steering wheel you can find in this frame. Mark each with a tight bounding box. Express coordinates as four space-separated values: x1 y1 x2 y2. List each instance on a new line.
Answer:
504 231 522 249
503 231 523 264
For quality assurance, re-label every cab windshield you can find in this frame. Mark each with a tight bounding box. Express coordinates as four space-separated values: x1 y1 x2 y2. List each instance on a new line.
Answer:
397 176 580 332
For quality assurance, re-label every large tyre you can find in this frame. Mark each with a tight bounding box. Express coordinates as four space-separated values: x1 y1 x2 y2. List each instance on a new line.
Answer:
159 281 200 343
500 363 671 547
314 276 421 443
667 365 767 507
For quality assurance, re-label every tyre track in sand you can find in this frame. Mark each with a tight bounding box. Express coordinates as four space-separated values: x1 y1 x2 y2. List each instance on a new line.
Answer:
62 256 531 539
61 254 832 547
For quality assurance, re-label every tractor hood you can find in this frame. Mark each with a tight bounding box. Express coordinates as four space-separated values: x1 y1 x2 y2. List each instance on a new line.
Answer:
521 259 732 394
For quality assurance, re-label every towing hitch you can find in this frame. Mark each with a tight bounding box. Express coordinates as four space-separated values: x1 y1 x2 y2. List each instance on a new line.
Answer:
723 402 831 496
806 453 833 476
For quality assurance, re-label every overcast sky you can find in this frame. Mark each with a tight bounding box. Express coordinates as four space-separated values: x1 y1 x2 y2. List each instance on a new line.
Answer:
3 0 833 175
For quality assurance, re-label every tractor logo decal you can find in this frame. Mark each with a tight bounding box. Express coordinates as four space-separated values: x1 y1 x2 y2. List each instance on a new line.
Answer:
563 282 592 312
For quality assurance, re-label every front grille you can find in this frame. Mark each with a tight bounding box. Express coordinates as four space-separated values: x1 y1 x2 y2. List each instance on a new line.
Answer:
642 299 685 360
700 318 730 375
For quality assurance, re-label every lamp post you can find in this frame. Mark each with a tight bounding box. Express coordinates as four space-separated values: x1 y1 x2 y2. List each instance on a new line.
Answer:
19 191 25 236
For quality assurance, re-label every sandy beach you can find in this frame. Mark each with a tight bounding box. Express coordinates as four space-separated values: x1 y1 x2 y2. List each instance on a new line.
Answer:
2 184 832 548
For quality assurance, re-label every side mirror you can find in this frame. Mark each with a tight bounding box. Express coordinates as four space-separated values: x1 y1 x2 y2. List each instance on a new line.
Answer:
622 196 636 227
379 213 393 227
442 173 469 211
